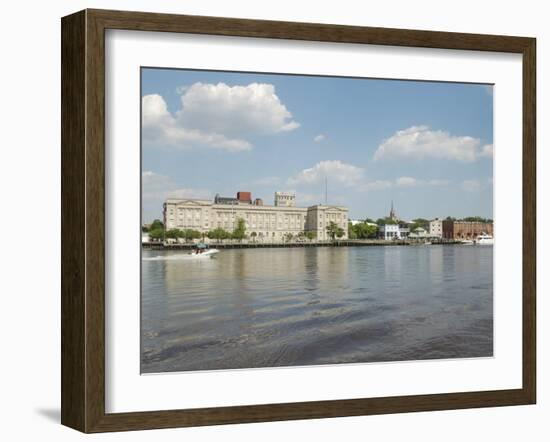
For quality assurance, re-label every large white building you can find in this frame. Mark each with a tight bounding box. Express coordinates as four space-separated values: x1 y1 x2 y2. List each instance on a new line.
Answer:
163 191 348 241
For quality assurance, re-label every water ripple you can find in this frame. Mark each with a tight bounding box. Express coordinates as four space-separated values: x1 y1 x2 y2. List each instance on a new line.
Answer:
141 245 493 373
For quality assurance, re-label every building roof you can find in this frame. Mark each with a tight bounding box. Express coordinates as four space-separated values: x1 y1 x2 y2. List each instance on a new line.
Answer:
165 198 211 204
165 198 348 212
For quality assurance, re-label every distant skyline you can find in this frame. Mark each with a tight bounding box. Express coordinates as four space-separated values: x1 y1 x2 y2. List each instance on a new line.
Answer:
141 68 493 223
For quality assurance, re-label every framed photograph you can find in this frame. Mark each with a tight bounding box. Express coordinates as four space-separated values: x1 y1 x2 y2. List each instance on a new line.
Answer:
61 9 536 433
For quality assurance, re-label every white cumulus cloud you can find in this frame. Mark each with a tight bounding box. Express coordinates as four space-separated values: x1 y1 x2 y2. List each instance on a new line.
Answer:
288 160 365 187
374 126 492 162
142 171 212 203
395 176 419 187
395 177 450 188
479 144 494 158
177 82 300 136
142 82 300 152
360 176 449 192
142 94 251 152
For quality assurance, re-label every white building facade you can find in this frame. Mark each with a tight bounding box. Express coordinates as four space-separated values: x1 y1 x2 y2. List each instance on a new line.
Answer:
305 205 349 241
379 224 400 240
163 192 348 242
378 224 409 240
429 218 443 238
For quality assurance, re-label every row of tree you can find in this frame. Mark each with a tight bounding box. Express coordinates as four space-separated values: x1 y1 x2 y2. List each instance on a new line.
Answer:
144 216 493 244
444 216 494 223
347 221 378 239
207 218 247 242
143 218 323 242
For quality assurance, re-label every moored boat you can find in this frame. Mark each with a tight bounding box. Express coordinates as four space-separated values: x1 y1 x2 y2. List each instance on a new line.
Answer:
475 233 494 245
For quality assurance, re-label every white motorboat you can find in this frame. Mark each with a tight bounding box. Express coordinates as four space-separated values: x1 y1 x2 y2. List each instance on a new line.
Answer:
187 248 220 258
143 248 220 261
460 239 474 245
187 243 220 258
475 233 494 245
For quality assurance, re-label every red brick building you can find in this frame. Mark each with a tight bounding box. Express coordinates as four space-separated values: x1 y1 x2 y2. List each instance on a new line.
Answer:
237 191 252 203
442 220 494 240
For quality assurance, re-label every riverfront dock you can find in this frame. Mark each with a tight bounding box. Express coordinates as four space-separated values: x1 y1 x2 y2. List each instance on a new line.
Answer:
142 239 461 250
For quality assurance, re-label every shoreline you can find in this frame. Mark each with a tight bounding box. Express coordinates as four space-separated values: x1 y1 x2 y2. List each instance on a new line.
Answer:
142 239 462 250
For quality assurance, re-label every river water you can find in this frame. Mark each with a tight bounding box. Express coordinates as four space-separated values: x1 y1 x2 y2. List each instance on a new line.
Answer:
141 245 493 373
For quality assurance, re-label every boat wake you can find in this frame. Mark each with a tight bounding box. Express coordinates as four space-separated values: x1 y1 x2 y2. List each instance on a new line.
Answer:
143 255 209 262
143 250 220 261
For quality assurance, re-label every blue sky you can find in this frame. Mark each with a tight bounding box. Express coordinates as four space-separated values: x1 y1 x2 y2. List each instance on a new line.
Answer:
141 68 493 223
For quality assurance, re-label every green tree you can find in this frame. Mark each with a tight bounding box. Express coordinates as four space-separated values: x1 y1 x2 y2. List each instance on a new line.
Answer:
165 228 183 239
148 227 165 241
326 221 344 240
182 229 201 242
150 219 164 230
376 217 397 225
284 232 294 242
250 231 257 242
355 222 378 239
460 216 493 223
348 222 358 239
231 218 247 241
207 228 230 243
367 224 378 238
305 231 317 242
348 221 380 240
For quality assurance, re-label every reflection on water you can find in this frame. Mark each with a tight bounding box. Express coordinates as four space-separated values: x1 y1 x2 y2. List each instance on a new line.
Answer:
141 245 493 373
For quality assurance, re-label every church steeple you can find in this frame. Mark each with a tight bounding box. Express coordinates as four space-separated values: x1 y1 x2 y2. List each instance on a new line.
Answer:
389 200 397 221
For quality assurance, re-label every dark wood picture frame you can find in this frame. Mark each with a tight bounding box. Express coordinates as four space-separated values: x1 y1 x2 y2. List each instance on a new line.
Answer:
61 8 536 433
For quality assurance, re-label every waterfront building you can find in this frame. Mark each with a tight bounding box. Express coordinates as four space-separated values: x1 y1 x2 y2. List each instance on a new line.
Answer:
379 223 410 240
429 218 443 238
163 191 348 241
442 220 494 240
377 201 408 240
399 224 410 238
409 227 429 239
379 224 400 240
305 205 349 240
